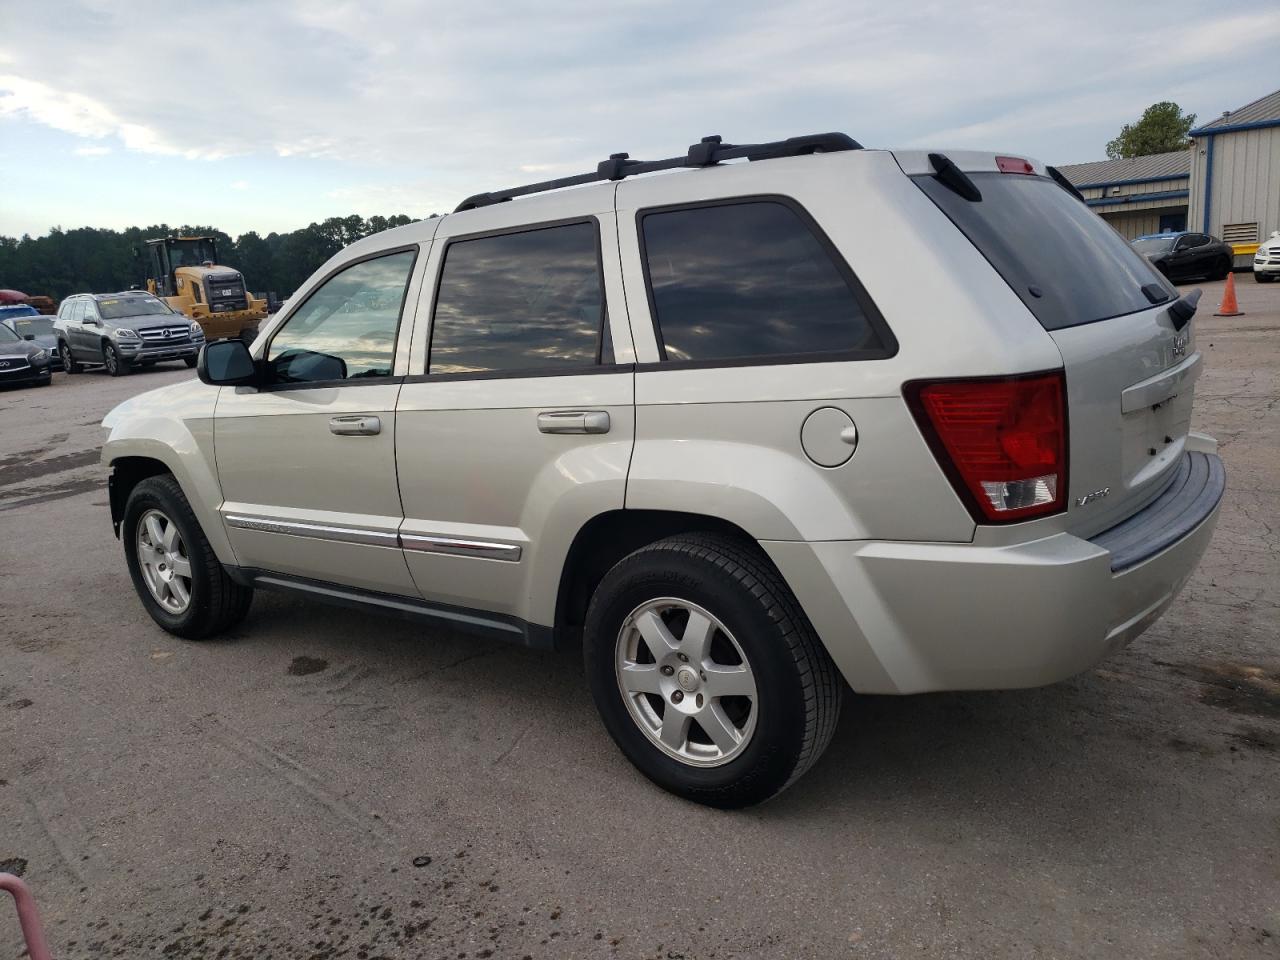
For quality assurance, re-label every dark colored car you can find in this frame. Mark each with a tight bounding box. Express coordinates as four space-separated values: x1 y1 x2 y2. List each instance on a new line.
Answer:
1132 232 1234 283
0 304 63 370
0 320 54 387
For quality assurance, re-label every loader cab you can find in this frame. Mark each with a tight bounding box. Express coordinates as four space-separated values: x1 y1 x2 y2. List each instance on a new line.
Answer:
142 237 219 297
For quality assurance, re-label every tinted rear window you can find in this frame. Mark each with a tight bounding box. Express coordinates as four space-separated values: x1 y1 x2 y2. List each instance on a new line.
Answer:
913 173 1174 330
640 200 893 362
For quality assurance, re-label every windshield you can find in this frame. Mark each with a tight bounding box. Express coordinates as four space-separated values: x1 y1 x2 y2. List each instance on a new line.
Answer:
913 172 1174 331
1132 236 1178 256
10 316 55 337
97 296 173 320
0 324 20 343
167 240 218 268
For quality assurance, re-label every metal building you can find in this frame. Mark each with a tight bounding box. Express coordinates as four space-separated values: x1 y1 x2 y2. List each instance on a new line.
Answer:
1187 88 1280 253
1056 151 1190 239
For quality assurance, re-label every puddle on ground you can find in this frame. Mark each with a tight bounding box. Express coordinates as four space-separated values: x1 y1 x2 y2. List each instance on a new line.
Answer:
287 656 329 677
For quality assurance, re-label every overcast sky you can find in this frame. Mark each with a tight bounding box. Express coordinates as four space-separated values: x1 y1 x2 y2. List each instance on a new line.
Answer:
2 1 1278 239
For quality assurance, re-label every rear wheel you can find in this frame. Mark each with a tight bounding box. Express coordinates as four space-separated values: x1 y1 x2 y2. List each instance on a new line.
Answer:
103 342 130 377
59 341 81 374
584 533 841 808
123 475 253 639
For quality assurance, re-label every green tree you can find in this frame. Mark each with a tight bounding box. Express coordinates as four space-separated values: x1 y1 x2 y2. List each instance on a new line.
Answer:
1106 102 1197 159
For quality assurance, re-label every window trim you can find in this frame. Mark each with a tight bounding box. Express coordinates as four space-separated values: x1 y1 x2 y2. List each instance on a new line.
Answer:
634 194 898 369
259 243 420 393
421 215 611 381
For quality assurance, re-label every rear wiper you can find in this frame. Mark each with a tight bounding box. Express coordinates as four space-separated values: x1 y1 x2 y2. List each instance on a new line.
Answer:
1167 288 1201 331
928 153 982 202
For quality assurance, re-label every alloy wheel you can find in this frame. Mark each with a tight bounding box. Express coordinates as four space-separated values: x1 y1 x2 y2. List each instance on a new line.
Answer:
136 508 193 614
614 597 758 767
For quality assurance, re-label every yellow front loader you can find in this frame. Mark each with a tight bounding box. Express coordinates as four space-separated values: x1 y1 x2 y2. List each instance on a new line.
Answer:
141 237 267 341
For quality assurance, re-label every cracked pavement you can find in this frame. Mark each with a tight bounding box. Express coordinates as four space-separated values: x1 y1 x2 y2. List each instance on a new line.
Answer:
1 277 1278 959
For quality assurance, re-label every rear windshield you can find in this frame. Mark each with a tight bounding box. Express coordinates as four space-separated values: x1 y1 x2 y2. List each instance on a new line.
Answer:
913 172 1174 331
97 297 172 320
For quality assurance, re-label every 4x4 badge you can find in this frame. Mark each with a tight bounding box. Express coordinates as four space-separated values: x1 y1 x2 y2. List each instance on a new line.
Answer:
1171 334 1187 358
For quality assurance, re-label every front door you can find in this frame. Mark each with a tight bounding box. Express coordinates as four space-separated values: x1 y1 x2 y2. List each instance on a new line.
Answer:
393 202 635 628
213 247 424 595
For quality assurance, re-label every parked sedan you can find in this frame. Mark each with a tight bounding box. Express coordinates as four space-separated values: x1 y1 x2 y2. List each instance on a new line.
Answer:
0 304 63 370
0 320 54 387
1132 232 1234 283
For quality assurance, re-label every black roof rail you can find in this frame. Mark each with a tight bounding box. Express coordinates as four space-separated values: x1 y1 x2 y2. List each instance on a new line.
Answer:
454 132 862 212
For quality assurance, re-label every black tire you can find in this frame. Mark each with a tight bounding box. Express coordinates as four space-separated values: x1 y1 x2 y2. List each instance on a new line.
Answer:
1213 258 1232 281
584 533 841 808
122 474 253 639
239 327 259 345
184 356 198 368
103 342 130 377
1255 273 1271 284
59 341 82 374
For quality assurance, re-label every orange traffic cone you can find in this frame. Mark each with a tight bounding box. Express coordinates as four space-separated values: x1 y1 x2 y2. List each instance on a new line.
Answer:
1215 270 1243 317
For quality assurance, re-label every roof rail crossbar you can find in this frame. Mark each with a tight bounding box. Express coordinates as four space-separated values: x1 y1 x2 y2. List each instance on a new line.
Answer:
454 132 862 212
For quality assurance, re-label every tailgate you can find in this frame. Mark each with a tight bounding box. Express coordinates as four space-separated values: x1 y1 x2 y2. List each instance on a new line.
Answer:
900 149 1197 534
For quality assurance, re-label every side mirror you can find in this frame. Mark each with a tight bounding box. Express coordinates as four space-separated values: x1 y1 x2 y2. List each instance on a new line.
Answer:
198 338 258 386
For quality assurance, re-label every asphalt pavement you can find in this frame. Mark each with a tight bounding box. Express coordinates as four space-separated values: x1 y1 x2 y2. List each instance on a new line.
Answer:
2 279 1278 959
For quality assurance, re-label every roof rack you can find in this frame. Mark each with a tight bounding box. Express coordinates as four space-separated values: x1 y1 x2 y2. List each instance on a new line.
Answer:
454 132 862 212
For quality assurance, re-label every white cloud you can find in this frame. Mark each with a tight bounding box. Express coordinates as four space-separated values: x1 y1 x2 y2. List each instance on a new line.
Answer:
73 144 111 156
1 0 1277 231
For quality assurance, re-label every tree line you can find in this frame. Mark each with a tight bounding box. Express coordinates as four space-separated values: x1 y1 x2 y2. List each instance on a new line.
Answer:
0 214 421 303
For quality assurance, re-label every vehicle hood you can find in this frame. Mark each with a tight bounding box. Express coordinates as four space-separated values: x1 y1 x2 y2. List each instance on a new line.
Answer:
102 376 212 431
119 313 192 331
0 339 43 360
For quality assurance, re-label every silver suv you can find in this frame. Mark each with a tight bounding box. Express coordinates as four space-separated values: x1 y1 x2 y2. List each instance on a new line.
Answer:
102 134 1225 807
56 292 205 376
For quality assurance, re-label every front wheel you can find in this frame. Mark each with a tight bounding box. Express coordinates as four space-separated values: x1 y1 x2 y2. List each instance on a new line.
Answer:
184 356 198 368
59 341 82 374
103 342 130 377
123 475 253 639
584 533 841 808
1212 258 1232 281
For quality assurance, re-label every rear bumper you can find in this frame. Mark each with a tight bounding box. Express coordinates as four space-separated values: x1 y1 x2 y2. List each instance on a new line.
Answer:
764 451 1225 694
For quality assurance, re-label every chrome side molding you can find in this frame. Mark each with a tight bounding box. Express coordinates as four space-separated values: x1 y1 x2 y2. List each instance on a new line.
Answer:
400 533 522 562
223 513 521 562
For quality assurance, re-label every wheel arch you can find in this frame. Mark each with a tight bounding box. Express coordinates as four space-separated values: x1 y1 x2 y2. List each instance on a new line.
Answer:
551 509 771 646
108 456 172 536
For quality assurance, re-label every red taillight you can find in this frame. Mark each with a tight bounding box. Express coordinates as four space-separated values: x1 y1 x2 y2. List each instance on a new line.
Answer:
996 155 1035 175
905 371 1068 523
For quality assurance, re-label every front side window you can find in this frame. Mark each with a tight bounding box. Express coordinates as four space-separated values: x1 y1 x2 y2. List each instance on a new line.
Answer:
428 221 605 375
267 250 415 384
639 200 891 363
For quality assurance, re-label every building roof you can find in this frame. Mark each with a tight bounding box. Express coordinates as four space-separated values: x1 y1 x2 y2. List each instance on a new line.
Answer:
1192 88 1280 134
1055 150 1190 187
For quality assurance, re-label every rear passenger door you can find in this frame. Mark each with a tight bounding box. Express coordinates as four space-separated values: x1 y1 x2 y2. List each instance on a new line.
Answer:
394 199 634 629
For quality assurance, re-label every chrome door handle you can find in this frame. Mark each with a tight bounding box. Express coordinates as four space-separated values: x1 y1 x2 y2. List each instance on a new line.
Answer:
537 410 611 435
329 415 381 436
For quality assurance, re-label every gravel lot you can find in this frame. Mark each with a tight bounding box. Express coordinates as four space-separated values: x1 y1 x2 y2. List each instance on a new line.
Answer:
2 279 1278 959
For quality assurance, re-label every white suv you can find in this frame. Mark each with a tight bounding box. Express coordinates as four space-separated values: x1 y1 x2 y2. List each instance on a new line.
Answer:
102 134 1224 807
